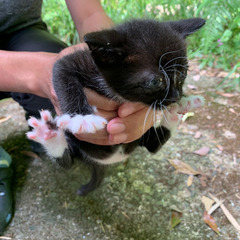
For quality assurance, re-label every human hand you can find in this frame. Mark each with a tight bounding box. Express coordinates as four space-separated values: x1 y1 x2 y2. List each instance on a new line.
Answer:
41 43 89 115
74 93 155 145
107 103 155 144
73 88 120 145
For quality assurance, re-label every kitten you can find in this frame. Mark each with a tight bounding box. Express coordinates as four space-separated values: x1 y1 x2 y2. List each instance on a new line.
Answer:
27 18 205 195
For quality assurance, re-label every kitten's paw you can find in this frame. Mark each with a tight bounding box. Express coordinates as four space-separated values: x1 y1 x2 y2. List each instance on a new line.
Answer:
57 114 107 134
160 110 182 133
177 95 205 114
27 110 57 142
26 110 68 158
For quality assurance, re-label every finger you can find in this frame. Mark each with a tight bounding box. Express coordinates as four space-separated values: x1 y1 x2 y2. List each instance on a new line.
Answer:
107 121 126 134
74 130 116 146
75 128 108 140
58 43 88 58
109 106 155 144
109 133 128 144
118 102 146 118
95 109 118 121
84 88 119 111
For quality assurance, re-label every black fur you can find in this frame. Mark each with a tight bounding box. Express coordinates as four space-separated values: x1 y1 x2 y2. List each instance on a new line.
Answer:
52 18 205 195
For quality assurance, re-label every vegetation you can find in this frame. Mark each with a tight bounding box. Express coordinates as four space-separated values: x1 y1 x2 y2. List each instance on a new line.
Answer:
42 0 239 88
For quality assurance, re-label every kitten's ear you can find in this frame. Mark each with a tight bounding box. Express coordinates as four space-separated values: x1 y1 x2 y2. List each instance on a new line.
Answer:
169 18 205 38
84 30 127 66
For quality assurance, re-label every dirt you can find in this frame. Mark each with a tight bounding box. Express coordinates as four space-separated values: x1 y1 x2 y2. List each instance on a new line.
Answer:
0 61 239 240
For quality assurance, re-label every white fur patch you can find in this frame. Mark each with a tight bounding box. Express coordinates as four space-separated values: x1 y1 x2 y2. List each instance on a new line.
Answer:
57 114 107 134
26 110 68 158
93 147 128 165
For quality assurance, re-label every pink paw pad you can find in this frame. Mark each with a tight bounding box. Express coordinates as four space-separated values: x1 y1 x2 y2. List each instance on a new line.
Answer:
40 110 53 122
26 110 58 143
193 97 203 107
28 117 39 128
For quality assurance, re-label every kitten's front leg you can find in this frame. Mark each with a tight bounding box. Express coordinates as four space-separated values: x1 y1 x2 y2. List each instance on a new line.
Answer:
26 110 68 158
161 95 205 133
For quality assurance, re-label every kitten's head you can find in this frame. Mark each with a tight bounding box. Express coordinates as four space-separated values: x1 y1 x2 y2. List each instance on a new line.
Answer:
84 18 205 107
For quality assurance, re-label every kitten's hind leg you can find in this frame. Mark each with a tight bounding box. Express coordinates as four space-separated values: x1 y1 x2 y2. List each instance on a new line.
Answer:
26 110 68 158
77 164 105 196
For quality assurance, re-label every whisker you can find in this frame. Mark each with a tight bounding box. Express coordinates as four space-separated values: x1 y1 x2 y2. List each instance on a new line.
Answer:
160 70 170 104
142 102 154 136
141 102 156 145
159 49 185 69
165 63 189 70
163 56 188 68
153 101 162 145
161 105 171 129
165 69 187 78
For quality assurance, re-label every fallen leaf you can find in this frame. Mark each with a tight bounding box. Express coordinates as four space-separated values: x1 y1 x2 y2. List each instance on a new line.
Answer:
193 75 201 81
203 211 220 235
171 210 182 228
229 108 237 115
223 130 236 140
187 84 197 90
201 196 215 212
187 174 194 186
0 115 11 124
20 151 41 160
216 144 223 151
194 131 202 139
0 236 12 240
170 205 183 213
194 146 210 156
216 92 236 98
217 71 228 78
168 159 200 175
182 112 194 122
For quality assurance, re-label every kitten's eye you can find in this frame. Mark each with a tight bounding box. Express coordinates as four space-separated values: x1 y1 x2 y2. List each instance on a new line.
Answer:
148 78 163 88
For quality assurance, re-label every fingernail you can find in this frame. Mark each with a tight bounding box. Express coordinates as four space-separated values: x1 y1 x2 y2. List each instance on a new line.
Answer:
108 123 126 134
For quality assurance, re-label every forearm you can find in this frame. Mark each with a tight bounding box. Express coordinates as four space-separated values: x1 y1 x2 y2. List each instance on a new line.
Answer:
66 0 114 41
0 50 56 98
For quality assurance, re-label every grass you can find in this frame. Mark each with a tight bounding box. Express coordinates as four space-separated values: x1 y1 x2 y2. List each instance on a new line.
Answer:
42 0 239 90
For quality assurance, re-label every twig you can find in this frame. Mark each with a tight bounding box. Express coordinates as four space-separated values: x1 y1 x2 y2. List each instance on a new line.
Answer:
208 199 225 215
0 115 11 124
209 193 240 233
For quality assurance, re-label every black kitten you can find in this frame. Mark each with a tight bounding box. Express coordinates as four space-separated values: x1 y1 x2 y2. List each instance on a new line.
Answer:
27 18 205 195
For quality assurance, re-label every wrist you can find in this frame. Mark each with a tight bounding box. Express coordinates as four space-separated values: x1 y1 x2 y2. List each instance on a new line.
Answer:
27 52 57 99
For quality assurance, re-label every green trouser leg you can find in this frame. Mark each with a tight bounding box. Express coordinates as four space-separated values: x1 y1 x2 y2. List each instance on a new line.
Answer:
0 146 13 234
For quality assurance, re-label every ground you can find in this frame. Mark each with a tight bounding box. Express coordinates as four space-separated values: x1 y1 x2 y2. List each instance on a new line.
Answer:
0 61 239 240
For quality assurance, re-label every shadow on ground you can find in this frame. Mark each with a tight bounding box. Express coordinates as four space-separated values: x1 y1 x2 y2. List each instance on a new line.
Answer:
0 65 239 240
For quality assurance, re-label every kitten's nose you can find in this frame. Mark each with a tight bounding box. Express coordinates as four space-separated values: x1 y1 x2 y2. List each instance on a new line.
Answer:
172 89 180 100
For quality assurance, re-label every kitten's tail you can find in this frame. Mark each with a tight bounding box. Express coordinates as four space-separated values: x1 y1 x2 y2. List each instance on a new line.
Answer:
77 164 105 196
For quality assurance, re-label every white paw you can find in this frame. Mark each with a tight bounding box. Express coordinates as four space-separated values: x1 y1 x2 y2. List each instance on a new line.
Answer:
160 109 182 133
27 110 57 142
26 110 68 158
177 95 205 114
57 114 107 134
